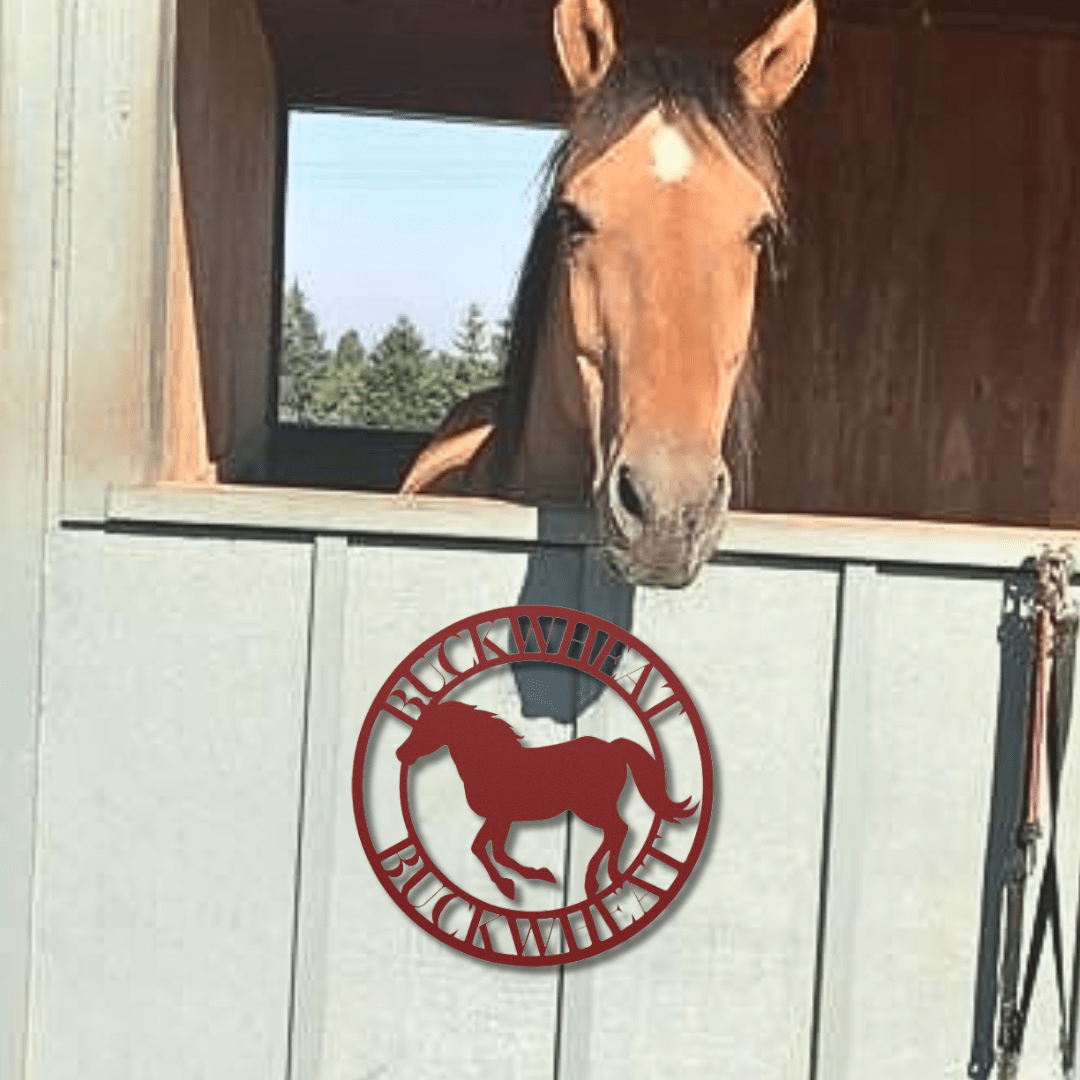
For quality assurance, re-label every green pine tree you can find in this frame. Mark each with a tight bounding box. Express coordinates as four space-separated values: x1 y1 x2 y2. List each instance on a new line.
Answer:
361 316 443 430
453 302 491 365
280 293 505 432
447 302 502 403
279 282 331 423
310 329 366 424
490 316 511 371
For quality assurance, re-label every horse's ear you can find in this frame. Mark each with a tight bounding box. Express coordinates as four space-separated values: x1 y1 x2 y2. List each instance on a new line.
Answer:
735 0 817 114
553 0 618 97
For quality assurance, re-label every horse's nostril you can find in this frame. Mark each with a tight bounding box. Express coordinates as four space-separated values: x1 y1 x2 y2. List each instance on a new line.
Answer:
618 465 646 521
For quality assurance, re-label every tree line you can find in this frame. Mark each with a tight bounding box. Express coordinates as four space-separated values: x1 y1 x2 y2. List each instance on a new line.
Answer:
278 283 506 431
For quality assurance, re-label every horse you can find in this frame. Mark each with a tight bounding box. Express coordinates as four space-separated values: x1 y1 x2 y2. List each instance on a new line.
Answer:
401 0 818 587
396 700 696 901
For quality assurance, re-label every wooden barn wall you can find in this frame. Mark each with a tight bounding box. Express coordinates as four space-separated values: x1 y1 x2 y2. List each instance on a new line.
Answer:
255 1 1080 121
166 0 278 482
0 2 68 1076
254 0 782 123
26 492 1080 1080
752 22 1080 526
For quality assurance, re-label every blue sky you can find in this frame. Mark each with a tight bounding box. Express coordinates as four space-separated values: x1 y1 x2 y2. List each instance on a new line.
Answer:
283 111 561 352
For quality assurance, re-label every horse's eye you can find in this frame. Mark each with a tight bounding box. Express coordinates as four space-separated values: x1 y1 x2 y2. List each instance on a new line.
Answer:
555 200 595 251
749 215 786 283
748 215 780 254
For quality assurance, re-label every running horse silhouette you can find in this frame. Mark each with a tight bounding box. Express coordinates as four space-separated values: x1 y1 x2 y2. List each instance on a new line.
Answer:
402 0 818 587
397 701 696 900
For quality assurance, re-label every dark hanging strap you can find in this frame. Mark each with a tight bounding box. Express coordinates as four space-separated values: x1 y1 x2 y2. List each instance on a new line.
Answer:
1001 552 1077 1078
997 606 1050 1075
1014 649 1068 1054
1068 870 1080 1075
1059 617 1080 1076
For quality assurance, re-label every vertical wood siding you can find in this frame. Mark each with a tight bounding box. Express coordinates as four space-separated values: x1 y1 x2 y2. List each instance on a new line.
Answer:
24 517 1077 1080
166 0 277 482
753 23 1080 527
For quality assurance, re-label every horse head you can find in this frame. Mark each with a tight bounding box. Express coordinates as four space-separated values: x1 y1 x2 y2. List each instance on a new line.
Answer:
396 713 449 765
545 0 818 586
396 702 517 766
401 0 817 589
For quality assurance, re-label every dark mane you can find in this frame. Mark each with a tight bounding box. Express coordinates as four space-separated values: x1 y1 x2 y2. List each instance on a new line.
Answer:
438 701 524 748
495 45 786 502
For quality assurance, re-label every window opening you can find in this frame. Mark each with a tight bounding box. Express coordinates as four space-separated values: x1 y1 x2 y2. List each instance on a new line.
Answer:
278 111 559 442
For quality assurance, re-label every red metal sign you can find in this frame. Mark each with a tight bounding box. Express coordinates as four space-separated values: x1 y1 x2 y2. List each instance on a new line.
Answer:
352 605 713 966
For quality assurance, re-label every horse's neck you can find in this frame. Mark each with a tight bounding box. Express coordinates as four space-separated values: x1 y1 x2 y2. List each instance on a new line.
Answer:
446 730 520 780
510 273 595 503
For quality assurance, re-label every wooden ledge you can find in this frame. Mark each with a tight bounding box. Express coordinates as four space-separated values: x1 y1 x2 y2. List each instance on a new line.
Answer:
100 483 1080 573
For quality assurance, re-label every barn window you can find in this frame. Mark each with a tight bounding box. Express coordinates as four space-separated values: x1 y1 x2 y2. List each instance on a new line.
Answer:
271 109 558 491
136 0 575 506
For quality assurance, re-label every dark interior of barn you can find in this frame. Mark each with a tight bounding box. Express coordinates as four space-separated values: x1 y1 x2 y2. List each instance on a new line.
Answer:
172 0 1080 526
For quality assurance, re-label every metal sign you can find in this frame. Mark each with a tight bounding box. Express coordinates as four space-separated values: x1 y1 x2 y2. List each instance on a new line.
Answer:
352 605 713 966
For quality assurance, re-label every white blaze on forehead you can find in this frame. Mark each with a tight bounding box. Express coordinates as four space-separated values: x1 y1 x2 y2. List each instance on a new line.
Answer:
650 122 695 184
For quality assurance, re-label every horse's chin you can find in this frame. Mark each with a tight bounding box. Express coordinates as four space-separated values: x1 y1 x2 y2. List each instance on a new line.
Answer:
602 546 704 589
598 511 726 589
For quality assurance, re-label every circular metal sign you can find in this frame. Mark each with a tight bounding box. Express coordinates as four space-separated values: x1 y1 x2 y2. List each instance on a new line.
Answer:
352 605 713 966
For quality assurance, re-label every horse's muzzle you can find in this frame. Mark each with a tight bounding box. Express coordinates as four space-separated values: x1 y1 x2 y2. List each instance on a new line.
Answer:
600 451 730 588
